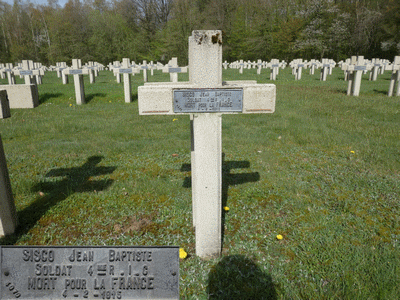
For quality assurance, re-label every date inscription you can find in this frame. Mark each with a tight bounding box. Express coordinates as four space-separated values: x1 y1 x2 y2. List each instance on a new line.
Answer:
0 246 179 299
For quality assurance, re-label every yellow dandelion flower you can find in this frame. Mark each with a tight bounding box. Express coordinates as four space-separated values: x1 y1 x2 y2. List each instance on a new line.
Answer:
223 206 229 211
109 101 112 103
350 151 355 154
179 248 187 259
173 118 178 122
69 104 73 107
276 234 283 240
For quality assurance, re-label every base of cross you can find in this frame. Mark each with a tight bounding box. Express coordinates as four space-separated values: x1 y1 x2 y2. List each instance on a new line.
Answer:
138 30 276 259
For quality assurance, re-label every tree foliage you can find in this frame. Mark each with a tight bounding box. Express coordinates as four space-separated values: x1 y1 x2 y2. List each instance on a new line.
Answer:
0 0 398 65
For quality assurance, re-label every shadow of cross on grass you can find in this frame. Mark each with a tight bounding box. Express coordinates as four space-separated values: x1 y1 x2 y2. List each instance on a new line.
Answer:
1 156 116 244
180 154 260 242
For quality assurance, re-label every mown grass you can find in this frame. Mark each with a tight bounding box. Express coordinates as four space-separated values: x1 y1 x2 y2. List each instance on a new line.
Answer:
0 67 399 299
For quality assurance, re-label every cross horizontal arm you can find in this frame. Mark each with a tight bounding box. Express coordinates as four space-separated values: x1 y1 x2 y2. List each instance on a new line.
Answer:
138 82 275 115
14 69 44 76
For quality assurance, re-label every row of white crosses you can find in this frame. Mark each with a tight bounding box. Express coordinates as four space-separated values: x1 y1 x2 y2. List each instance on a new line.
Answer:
138 30 276 259
290 59 307 80
0 60 45 86
0 63 16 84
82 61 103 84
15 61 46 85
368 58 390 81
223 59 286 80
319 59 336 81
111 60 158 83
305 59 336 80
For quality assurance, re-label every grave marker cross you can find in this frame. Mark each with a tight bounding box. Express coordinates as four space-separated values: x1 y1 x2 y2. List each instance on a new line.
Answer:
63 59 90 105
138 30 275 259
114 58 140 103
341 56 371 96
162 58 188 82
387 56 400 97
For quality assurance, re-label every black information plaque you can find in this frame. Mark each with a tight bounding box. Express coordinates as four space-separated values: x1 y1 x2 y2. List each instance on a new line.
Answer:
0 246 179 300
174 89 243 113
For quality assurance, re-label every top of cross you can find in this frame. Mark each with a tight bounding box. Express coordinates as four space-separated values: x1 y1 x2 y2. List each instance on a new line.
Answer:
138 30 275 116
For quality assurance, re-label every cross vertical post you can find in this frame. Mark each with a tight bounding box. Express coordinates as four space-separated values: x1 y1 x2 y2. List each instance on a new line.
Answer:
72 59 85 105
122 58 132 103
141 60 148 82
189 30 223 258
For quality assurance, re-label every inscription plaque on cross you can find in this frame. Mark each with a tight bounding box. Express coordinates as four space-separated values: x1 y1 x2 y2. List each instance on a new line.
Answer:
138 30 275 259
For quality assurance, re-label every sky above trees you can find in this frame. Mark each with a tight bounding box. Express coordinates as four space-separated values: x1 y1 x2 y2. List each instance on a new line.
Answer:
0 0 399 66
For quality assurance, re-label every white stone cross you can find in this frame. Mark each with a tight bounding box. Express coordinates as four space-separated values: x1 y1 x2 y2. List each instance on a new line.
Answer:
387 56 400 97
308 59 319 75
138 30 275 259
147 61 156 76
138 60 149 82
56 62 69 84
256 59 263 75
0 63 16 85
238 60 245 74
113 58 140 103
63 59 90 105
341 56 372 96
83 61 98 84
268 59 281 81
14 60 43 86
162 58 188 82
320 59 335 81
290 59 307 80
110 61 123 83
369 58 382 81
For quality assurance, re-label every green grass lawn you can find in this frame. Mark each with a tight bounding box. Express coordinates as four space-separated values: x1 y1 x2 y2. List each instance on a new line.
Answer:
1 67 399 299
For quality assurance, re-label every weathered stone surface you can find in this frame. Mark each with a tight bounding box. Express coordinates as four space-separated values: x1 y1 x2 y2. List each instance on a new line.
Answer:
0 84 39 108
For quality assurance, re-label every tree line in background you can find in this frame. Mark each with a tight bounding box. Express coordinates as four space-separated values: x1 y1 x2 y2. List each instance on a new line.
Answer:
0 0 399 66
